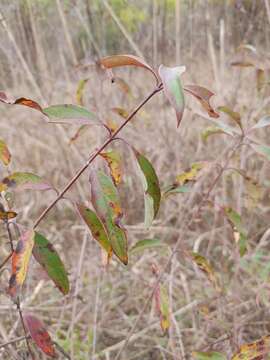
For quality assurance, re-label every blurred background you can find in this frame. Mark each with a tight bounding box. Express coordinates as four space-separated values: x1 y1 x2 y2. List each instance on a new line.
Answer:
1 1 270 359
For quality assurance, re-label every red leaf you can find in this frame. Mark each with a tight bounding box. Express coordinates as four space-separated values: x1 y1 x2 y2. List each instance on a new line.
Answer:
0 92 43 113
24 314 56 357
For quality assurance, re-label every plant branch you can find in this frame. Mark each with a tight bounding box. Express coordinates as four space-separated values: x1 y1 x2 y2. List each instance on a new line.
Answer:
114 138 242 360
33 83 163 229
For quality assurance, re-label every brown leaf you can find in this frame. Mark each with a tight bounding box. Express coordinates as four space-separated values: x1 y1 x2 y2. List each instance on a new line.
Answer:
98 54 159 83
184 85 219 118
0 92 43 113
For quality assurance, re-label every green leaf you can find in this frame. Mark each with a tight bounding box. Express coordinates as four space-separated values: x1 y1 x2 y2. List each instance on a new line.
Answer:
158 65 186 127
251 143 270 160
201 126 232 142
76 79 88 106
0 139 11 166
43 104 98 124
90 170 128 265
163 184 190 196
133 149 161 228
33 232 69 295
130 239 163 254
76 203 112 255
0 172 52 192
224 207 247 256
252 115 270 129
192 351 226 360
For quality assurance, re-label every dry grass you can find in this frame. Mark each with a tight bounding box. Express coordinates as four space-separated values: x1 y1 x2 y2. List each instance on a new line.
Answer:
1 1 270 359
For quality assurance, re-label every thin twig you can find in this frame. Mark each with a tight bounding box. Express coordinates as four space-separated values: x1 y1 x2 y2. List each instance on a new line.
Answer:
33 84 163 229
0 252 12 270
0 335 30 350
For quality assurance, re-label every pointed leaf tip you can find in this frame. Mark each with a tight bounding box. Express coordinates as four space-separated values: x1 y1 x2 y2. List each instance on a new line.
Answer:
158 65 186 127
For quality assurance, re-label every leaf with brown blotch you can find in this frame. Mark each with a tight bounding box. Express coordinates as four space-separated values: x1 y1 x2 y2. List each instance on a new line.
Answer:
8 229 35 299
98 54 159 83
159 65 186 127
90 170 128 265
24 314 56 357
231 335 270 360
100 151 122 186
76 203 112 256
111 107 129 120
184 85 219 119
0 139 11 166
154 284 170 332
0 92 43 113
0 172 52 193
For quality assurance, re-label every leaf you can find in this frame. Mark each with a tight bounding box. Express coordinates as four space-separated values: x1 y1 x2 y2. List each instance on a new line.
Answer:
250 143 270 161
224 207 247 256
158 65 186 127
113 77 132 96
0 172 52 192
111 107 129 120
192 351 226 360
90 170 128 265
98 54 159 83
8 229 35 299
100 151 122 186
76 204 112 255
176 162 208 186
0 210 17 221
24 314 56 358
154 284 170 332
0 139 11 166
202 126 230 142
217 106 242 129
163 184 191 197
130 238 163 254
184 85 219 118
33 232 69 295
133 149 161 228
43 104 98 125
0 92 43 113
69 124 88 144
231 335 270 360
252 115 270 129
256 69 265 92
189 252 220 291
76 79 88 106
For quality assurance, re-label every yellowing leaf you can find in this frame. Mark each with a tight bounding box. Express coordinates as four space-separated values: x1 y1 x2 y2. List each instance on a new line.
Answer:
76 78 88 106
154 284 170 332
111 107 129 120
184 85 219 118
0 172 52 192
159 65 186 127
100 151 122 185
231 335 270 360
8 229 35 299
176 162 207 186
90 170 128 265
190 252 220 291
0 139 11 166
